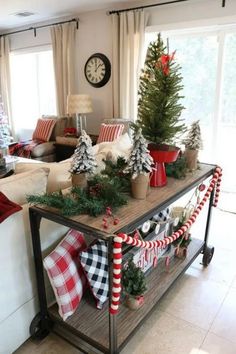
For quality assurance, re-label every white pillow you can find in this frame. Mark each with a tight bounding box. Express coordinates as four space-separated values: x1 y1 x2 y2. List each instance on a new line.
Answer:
96 133 132 164
97 133 132 153
113 132 133 151
15 161 71 193
0 168 49 205
95 152 107 173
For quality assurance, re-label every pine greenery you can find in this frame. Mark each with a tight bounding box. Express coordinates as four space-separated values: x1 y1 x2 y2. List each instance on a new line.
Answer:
126 128 153 178
69 130 97 175
27 175 127 217
101 156 131 192
122 257 147 296
166 154 188 179
136 33 186 145
183 120 203 150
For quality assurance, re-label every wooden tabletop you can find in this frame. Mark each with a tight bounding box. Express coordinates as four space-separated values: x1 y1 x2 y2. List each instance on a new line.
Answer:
30 163 215 238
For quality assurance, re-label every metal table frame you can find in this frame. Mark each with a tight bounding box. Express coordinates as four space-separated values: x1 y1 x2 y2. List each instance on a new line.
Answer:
29 163 216 353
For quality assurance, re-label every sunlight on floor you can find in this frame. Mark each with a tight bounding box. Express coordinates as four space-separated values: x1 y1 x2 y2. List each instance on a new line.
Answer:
190 348 209 354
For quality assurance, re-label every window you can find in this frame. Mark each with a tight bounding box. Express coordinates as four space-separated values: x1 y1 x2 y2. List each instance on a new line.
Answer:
145 27 236 192
10 47 56 139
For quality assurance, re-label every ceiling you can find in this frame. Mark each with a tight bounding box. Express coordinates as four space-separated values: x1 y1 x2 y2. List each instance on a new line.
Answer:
0 0 142 32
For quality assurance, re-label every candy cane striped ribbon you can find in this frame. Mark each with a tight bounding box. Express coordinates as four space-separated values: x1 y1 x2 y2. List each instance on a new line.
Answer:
110 166 222 314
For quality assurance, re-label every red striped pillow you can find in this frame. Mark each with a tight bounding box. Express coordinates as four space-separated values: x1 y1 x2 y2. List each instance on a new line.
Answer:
32 118 56 142
97 123 124 143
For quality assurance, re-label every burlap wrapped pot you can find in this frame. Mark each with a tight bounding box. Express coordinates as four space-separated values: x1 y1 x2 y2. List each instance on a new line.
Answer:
71 173 87 188
185 149 198 171
131 173 150 200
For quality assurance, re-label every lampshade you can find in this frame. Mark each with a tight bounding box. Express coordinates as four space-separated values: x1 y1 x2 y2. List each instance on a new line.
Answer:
67 94 93 114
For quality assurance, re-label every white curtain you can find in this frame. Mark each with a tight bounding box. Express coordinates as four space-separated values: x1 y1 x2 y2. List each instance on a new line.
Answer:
50 22 77 116
111 10 148 121
0 36 15 137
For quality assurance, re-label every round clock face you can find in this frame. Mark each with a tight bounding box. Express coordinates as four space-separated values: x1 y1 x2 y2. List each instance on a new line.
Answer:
84 53 111 88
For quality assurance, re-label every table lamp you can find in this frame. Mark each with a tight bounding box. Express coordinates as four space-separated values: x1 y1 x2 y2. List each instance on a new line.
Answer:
67 94 93 135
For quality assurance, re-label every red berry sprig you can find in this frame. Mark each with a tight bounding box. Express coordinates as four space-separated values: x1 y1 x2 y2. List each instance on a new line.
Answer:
113 218 119 225
102 207 120 229
106 206 112 216
102 217 108 229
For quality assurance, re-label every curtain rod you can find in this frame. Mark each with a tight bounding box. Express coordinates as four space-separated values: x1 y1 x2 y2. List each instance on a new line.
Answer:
0 18 79 38
109 0 226 15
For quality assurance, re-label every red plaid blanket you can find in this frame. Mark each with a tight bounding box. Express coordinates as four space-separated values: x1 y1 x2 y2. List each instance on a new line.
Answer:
9 140 44 159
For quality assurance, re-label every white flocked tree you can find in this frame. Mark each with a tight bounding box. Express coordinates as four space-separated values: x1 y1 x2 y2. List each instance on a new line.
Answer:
183 120 203 150
69 130 97 175
127 128 153 179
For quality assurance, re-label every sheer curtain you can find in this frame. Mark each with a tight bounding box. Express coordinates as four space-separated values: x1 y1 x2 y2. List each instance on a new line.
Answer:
111 10 148 121
50 22 77 116
0 36 15 137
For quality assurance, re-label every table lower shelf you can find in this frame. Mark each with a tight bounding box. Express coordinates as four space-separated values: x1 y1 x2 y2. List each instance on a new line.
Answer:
49 238 204 353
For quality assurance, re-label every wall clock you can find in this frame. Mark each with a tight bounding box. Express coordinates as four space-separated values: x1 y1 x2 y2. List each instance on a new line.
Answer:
84 53 111 88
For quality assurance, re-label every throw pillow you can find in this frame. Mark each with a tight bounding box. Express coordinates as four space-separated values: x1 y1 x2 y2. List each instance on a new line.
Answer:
0 192 22 223
32 118 56 142
153 207 170 222
79 239 109 309
43 229 87 321
97 123 124 144
15 161 71 193
0 167 49 205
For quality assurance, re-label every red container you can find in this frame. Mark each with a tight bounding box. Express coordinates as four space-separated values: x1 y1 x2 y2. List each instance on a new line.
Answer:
148 144 180 187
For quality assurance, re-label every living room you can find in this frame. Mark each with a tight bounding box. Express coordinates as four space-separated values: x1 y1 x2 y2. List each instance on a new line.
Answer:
0 0 236 354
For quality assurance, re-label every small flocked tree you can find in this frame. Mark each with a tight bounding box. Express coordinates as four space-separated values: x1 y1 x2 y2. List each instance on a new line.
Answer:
69 130 97 175
126 128 153 179
136 33 186 145
183 121 202 170
183 120 203 150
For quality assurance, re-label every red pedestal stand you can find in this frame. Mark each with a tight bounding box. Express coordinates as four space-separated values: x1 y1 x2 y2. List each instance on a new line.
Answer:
149 145 180 187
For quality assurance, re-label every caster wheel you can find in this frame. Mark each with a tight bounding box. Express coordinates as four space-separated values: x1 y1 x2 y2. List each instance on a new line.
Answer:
202 246 215 267
30 313 51 340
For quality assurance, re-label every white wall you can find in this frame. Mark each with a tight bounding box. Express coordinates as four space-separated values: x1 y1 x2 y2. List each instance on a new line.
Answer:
76 10 113 134
8 0 236 135
9 10 112 135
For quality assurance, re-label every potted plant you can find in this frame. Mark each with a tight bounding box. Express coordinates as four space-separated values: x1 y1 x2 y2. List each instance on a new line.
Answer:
182 120 203 171
122 256 147 310
136 33 186 187
171 205 193 258
125 128 153 199
69 130 97 187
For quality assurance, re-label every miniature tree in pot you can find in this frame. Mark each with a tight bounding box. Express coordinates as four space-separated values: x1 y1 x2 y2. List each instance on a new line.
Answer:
122 257 147 310
125 128 153 199
183 120 203 170
69 130 97 188
136 33 186 187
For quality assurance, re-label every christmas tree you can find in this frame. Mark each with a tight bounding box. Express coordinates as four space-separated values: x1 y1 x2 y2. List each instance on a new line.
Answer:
69 130 97 175
183 120 203 150
136 33 186 145
126 128 153 179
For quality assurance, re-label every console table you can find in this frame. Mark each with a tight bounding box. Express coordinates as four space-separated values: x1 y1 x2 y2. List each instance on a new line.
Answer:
29 163 216 354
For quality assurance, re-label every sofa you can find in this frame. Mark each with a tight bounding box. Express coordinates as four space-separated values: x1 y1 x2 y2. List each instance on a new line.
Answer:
0 133 132 354
10 116 75 162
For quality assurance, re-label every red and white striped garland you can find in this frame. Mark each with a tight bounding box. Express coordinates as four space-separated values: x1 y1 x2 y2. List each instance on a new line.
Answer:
110 166 222 315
